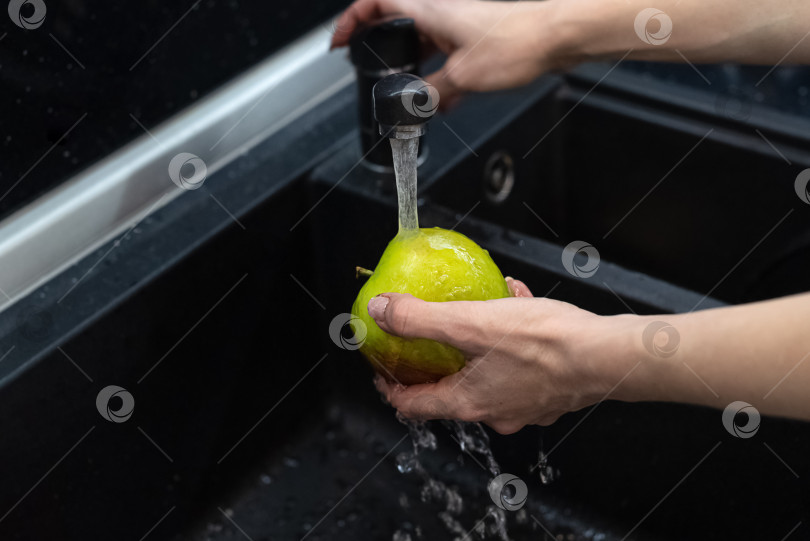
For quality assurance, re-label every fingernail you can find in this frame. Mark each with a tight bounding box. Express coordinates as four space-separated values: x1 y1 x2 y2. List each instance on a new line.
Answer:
505 276 514 283
368 295 389 321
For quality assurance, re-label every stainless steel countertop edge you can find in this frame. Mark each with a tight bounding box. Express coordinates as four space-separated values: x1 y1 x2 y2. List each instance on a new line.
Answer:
0 23 354 313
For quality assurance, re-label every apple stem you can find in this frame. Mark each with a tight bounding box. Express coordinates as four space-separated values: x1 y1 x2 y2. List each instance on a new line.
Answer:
356 266 374 280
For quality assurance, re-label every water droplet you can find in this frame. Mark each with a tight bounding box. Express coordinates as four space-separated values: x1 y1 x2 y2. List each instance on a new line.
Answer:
395 451 417 474
392 530 412 541
536 451 557 485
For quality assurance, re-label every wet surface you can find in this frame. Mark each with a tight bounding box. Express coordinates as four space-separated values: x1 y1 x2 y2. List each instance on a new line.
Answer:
181 393 625 541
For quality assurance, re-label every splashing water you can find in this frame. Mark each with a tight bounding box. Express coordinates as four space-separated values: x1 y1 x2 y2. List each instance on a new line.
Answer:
442 420 500 478
390 138 420 232
394 414 512 541
535 449 557 485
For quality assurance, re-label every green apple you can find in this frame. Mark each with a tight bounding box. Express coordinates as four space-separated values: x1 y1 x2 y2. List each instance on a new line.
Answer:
351 227 510 385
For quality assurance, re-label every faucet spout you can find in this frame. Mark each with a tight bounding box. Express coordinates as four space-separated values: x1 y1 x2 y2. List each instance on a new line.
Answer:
373 73 439 140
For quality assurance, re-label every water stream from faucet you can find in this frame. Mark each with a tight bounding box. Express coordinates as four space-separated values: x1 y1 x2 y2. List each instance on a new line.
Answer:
390 137 420 233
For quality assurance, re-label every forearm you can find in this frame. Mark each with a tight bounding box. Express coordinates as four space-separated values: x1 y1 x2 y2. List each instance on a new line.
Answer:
601 293 810 420
546 0 810 67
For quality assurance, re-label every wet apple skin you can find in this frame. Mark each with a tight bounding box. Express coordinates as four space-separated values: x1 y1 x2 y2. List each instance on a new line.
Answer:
351 227 511 385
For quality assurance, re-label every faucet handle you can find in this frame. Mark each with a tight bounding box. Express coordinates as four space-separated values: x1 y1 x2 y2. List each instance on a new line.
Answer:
373 73 439 138
349 18 419 73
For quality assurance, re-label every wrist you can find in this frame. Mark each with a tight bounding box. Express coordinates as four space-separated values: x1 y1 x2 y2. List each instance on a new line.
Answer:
575 313 650 404
540 0 593 70
603 313 696 405
542 0 679 66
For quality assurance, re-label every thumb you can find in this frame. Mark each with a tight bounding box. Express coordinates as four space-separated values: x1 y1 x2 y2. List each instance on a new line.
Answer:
506 276 533 298
367 293 480 350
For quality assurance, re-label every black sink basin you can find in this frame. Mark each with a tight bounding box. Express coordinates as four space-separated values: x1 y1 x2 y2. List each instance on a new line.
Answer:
0 66 808 541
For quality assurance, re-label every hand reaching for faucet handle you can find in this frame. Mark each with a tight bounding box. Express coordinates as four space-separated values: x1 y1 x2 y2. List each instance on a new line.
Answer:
330 0 564 108
331 0 810 109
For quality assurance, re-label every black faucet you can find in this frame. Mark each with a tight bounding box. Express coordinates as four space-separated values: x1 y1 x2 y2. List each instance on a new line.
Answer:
349 18 428 170
373 72 438 141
